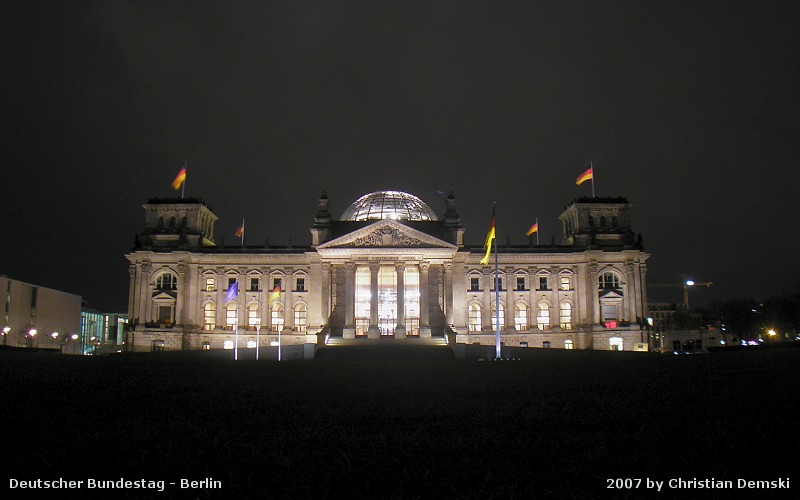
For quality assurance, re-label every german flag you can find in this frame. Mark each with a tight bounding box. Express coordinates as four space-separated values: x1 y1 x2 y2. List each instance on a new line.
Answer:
479 206 496 266
172 167 187 190
576 166 593 186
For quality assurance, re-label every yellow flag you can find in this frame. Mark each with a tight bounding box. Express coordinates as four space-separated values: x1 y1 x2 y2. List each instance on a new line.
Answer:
479 207 496 265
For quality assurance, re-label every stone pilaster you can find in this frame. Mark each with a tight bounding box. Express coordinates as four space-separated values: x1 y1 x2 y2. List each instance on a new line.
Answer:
419 261 431 338
395 264 406 338
368 263 380 338
343 262 356 339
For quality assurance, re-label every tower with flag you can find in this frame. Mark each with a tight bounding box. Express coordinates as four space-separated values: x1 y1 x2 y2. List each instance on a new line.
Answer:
126 188 649 356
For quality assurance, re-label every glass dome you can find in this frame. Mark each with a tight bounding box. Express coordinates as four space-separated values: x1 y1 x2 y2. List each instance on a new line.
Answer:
340 190 438 221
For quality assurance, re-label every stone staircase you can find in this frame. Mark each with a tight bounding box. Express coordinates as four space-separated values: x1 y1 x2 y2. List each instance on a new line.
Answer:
316 335 453 360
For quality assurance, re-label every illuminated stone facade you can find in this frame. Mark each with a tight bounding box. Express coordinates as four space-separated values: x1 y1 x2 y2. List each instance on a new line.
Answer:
125 191 650 355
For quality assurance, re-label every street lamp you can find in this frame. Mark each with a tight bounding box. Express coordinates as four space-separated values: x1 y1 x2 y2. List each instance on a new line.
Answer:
28 328 37 348
2 326 9 345
71 334 78 355
51 332 58 350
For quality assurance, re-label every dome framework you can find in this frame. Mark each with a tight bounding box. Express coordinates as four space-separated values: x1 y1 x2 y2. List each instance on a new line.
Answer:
340 190 438 221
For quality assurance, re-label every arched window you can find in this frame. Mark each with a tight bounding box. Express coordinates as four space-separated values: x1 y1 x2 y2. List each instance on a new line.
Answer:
559 301 572 330
600 216 607 227
156 273 177 290
203 303 215 330
294 303 307 332
270 304 284 332
169 216 176 228
491 302 505 331
225 303 237 330
514 303 528 331
537 302 550 330
247 303 259 330
468 303 481 332
598 271 620 289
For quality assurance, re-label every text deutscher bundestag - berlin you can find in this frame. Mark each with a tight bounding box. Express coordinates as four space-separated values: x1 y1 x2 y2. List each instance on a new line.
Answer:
8 478 222 492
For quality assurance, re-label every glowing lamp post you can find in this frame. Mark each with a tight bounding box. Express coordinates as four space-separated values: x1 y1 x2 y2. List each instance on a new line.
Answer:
2 326 9 345
51 332 58 350
71 334 79 355
28 328 37 348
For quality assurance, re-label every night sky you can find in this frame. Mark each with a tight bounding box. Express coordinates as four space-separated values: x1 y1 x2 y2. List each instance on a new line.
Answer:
3 2 799 312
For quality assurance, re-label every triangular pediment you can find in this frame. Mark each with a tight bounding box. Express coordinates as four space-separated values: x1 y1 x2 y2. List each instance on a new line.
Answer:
599 289 624 300
318 220 455 249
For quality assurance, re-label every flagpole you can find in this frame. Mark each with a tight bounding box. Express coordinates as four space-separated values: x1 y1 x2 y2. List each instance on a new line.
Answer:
234 315 239 361
241 218 245 246
536 218 540 246
590 161 595 198
181 161 187 199
493 202 501 359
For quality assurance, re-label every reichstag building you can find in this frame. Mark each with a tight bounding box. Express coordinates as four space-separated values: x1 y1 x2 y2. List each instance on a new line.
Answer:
125 190 649 355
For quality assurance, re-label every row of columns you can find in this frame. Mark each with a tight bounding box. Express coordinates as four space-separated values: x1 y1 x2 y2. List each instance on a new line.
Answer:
341 261 435 339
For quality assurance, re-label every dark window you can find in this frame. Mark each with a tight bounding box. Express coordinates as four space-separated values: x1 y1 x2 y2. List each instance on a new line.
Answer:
516 277 526 291
249 278 259 292
494 277 503 291
539 277 549 291
296 278 305 292
273 278 282 291
470 278 480 292
228 278 237 290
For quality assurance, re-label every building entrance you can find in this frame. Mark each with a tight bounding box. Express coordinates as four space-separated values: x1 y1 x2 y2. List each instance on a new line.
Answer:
378 267 397 335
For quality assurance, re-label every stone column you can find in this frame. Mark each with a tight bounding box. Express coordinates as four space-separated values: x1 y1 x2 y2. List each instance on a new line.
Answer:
481 268 492 331
283 268 294 332
419 261 431 338
127 265 137 321
138 262 151 324
588 263 600 325
214 269 227 328
343 262 356 339
395 263 406 338
368 263 380 338
176 262 187 326
505 267 515 332
321 263 331 326
443 262 454 327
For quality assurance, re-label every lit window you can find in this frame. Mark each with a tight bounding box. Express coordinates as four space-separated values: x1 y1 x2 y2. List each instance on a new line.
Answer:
225 304 237 330
296 278 306 292
223 340 234 350
156 273 177 290
565 339 574 350
537 302 550 330
598 272 620 289
560 276 570 291
514 303 527 330
491 302 505 331
559 302 572 330
516 277 526 291
468 304 481 332
203 303 215 330
205 277 216 292
246 340 256 349
248 303 259 329
270 306 284 332
469 277 480 292
294 304 307 332
202 341 211 350
539 277 548 291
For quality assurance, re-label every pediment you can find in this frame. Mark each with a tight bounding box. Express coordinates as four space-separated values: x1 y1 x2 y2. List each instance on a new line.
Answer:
318 220 455 249
599 289 624 300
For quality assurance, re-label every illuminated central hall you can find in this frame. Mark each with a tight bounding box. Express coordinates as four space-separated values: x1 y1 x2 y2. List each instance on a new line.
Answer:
125 190 650 356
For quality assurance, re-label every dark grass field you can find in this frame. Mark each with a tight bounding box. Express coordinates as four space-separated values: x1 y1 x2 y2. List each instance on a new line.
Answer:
1 345 798 499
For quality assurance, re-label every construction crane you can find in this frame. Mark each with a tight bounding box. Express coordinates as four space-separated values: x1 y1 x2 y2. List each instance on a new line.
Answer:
647 277 712 310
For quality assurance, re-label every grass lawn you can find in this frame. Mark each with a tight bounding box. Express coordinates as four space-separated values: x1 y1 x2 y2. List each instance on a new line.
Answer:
1 346 797 499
